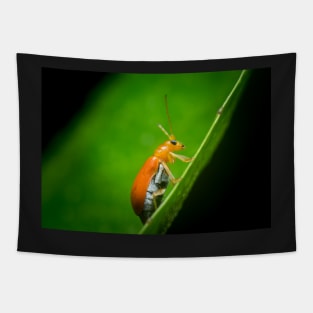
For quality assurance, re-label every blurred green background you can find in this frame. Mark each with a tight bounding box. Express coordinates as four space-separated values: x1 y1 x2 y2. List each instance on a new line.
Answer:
42 70 243 234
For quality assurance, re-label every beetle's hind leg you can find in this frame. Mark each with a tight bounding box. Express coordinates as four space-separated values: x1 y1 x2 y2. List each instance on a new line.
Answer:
152 188 166 210
142 189 166 224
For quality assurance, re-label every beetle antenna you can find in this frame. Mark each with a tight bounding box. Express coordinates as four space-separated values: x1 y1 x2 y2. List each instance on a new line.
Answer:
164 95 174 136
158 124 170 139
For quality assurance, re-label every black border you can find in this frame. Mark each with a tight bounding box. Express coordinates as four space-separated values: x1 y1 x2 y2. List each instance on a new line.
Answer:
17 53 296 257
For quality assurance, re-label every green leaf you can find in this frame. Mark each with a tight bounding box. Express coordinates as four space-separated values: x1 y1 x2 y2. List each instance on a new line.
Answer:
139 70 251 234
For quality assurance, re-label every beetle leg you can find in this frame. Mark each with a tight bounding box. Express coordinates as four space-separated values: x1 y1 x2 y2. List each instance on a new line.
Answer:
170 152 194 163
161 161 181 184
152 188 166 210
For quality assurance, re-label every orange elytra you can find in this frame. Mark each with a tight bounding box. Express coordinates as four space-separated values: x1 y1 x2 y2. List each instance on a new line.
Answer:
130 95 193 224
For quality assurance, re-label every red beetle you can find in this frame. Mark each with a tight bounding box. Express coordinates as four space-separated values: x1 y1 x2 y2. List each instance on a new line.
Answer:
131 96 193 224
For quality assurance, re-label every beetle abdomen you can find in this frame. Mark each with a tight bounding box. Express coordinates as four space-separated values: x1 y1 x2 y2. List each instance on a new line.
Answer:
139 163 169 224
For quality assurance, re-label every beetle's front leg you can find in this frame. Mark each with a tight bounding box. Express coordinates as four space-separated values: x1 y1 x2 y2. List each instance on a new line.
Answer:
170 152 194 163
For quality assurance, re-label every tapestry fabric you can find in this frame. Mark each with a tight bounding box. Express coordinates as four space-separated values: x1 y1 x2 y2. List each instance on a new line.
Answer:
17 53 296 257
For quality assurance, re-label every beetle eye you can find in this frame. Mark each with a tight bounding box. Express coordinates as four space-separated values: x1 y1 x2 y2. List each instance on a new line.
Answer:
170 140 177 145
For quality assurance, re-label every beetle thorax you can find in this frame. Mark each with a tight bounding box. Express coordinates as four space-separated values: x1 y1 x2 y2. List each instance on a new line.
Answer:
154 140 184 163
